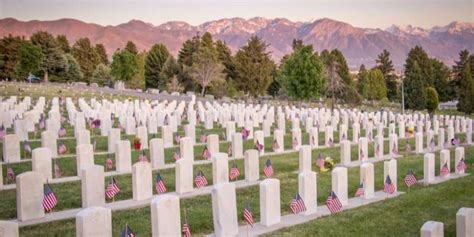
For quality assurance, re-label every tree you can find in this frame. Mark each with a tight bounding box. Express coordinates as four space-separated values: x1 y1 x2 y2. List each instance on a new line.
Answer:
30 31 68 82
0 35 25 80
110 49 138 81
425 87 439 113
375 49 398 101
124 41 138 55
404 46 433 87
215 40 236 81
187 46 225 96
448 50 471 100
177 34 201 91
325 60 346 110
63 54 83 82
127 52 145 89
56 35 71 53
363 69 387 101
280 44 325 100
234 36 275 96
145 43 171 89
91 64 111 86
321 49 357 103
457 62 474 114
167 75 184 93
430 59 450 102
95 44 109 65
356 64 368 95
14 41 43 80
404 61 426 110
72 38 100 83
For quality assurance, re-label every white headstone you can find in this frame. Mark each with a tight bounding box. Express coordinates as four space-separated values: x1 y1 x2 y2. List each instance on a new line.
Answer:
76 207 112 237
298 171 317 215
456 207 474 237
332 167 348 205
175 159 193 194
360 163 374 199
245 150 259 182
212 153 229 185
132 162 152 201
424 153 435 185
16 172 45 221
81 165 105 207
151 195 182 237
420 221 444 237
260 179 281 226
31 147 52 181
212 183 238 237
115 140 132 173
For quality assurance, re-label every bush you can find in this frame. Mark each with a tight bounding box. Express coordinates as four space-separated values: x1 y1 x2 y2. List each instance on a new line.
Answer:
425 87 439 113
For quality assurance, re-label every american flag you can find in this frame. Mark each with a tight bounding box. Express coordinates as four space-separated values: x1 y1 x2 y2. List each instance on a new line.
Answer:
202 146 211 160
229 163 240 180
227 145 232 157
54 163 62 178
391 143 399 155
175 133 181 145
355 182 364 197
457 158 467 173
263 159 274 178
241 128 249 140
58 142 67 155
290 192 307 214
243 202 254 227
194 171 208 188
58 126 67 137
316 153 325 168
105 177 120 199
106 155 113 170
255 140 264 152
6 166 15 181
383 175 396 194
292 137 299 149
182 222 191 237
24 141 32 154
173 149 181 161
271 139 280 152
326 191 342 214
121 224 135 237
200 132 207 143
0 124 5 139
440 162 450 177
42 182 58 212
138 150 148 162
404 169 417 187
359 149 365 160
155 173 167 194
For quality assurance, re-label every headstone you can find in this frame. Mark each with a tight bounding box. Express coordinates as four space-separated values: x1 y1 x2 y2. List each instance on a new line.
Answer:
212 153 229 185
175 159 193 194
353 123 360 143
383 159 398 191
456 207 474 237
424 153 435 185
107 128 120 154
76 144 94 174
231 133 243 159
184 124 196 145
17 172 44 221
298 171 317 215
226 122 235 142
211 183 238 237
136 126 149 149
151 195 182 236
438 128 445 149
132 162 152 201
0 221 19 237
299 145 312 173
415 132 424 153
125 116 136 135
340 141 351 165
325 125 333 146
273 129 284 153
420 221 444 237
162 126 173 148
260 179 281 226
76 207 112 237
332 167 348 205
292 128 302 150
440 149 450 177
76 130 91 146
360 163 374 199
3 134 21 162
180 137 194 162
207 134 220 155
31 147 52 181
150 138 165 169
358 137 368 162
309 127 319 148
115 140 132 173
81 165 105 207
455 147 465 175
374 135 384 158
245 150 259 182
41 130 58 158
389 134 399 157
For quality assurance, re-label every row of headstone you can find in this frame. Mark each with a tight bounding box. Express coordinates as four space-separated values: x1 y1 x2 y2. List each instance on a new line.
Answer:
420 207 473 237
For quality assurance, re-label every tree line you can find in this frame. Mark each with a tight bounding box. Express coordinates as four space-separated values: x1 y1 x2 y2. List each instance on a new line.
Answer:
0 31 473 114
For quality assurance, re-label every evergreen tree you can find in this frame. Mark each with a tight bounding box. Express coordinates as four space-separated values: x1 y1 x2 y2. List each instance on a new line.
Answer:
375 49 398 101
404 61 426 110
91 64 111 86
56 35 71 53
63 54 83 82
110 49 138 81
404 46 433 87
177 34 201 91
14 41 43 80
0 35 25 80
425 87 439 113
30 31 68 82
448 50 471 100
430 59 450 102
457 62 474 114
356 64 368 95
234 36 275 96
95 44 109 65
127 52 145 89
280 44 325 100
363 69 387 101
124 41 138 55
71 38 100 83
144 43 171 89
215 40 236 81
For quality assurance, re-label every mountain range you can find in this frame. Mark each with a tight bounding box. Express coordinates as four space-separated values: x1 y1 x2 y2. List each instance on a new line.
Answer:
0 17 473 69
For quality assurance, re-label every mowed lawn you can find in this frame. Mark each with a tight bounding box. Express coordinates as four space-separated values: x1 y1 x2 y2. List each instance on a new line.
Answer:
17 142 474 236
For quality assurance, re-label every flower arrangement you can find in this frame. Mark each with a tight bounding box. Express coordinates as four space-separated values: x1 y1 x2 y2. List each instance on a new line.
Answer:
319 157 335 172
133 137 141 151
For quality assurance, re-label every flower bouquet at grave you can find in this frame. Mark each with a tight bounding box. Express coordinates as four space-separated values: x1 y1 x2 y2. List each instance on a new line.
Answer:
406 127 414 138
321 157 335 172
133 137 141 151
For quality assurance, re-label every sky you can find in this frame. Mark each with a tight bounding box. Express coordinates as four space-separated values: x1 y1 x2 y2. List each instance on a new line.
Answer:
0 0 472 29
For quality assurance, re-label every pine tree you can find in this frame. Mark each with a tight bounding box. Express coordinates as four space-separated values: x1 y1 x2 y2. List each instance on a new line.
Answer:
357 64 368 95
127 52 145 90
92 64 111 86
71 38 100 83
425 87 439 113
0 35 25 80
110 49 138 82
30 31 68 82
215 40 235 81
177 34 201 91
124 41 138 55
234 36 275 97
14 41 43 80
404 61 426 110
449 50 471 100
375 49 398 101
63 54 83 82
145 43 171 89
95 44 109 65
457 63 474 114
363 69 387 101
56 35 71 53
404 46 433 87
431 59 450 102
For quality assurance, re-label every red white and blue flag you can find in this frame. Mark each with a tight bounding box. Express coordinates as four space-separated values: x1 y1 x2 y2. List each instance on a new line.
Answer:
263 159 274 178
229 163 240 180
255 140 264 152
182 222 191 237
202 146 211 160
440 162 450 177
155 173 167 194
195 171 208 188
243 202 254 227
121 224 135 237
383 175 396 194
404 169 417 187
105 177 120 199
292 137 299 149
42 182 58 212
272 139 280 152
457 158 467 173
316 153 325 169
326 191 342 214
58 142 67 155
355 182 364 197
290 192 307 214
173 149 181 161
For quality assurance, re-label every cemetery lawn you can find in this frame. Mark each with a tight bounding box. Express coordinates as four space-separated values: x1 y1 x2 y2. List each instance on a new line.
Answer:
17 143 474 236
